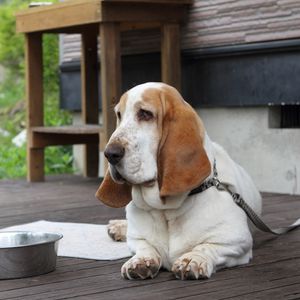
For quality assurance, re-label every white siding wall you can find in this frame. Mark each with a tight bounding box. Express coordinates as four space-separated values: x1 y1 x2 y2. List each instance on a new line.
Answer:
198 107 300 195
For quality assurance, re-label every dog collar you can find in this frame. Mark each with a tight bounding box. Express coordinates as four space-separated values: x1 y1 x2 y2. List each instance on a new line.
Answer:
188 159 220 196
188 159 300 235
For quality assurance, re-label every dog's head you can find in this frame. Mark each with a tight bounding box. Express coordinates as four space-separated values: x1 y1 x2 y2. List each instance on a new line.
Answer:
95 82 211 207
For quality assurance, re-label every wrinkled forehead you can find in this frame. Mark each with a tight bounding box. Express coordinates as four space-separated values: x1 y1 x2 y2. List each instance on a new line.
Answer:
116 83 164 113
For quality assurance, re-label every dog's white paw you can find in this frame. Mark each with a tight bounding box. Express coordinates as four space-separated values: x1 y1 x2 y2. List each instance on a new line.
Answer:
171 253 214 280
107 219 127 242
121 256 160 280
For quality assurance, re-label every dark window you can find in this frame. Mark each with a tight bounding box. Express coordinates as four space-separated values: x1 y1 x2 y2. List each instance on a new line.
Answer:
281 105 300 128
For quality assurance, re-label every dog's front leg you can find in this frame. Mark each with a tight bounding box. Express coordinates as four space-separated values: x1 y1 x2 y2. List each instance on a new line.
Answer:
172 242 252 280
121 240 162 280
107 219 127 241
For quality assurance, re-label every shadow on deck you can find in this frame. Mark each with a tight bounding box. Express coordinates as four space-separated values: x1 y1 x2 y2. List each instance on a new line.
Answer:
0 175 299 299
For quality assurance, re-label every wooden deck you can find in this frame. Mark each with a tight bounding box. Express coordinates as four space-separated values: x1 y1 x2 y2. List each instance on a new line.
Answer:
0 175 299 299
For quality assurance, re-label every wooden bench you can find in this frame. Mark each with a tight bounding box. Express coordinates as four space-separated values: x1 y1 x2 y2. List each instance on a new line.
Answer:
16 0 192 182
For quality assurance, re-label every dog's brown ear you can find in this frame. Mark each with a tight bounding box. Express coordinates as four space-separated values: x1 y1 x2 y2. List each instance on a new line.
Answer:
158 87 211 198
95 170 132 208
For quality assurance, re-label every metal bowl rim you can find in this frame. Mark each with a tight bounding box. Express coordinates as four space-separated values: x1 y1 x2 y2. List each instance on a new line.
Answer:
0 231 63 250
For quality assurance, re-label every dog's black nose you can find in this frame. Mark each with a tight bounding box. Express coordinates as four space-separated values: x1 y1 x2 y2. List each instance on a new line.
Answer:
104 143 125 165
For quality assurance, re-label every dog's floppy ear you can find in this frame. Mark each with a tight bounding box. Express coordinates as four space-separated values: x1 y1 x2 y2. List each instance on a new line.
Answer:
158 87 211 198
95 170 132 208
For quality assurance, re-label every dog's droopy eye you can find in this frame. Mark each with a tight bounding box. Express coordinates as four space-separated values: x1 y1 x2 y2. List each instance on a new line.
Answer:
116 111 121 121
137 109 154 121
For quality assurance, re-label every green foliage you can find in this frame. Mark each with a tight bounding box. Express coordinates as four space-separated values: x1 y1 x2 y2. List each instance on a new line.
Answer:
0 78 24 107
0 140 26 179
0 0 74 179
0 94 73 179
43 34 60 95
0 1 60 104
45 146 73 175
45 95 72 127
0 141 74 179
0 0 29 77
0 0 28 108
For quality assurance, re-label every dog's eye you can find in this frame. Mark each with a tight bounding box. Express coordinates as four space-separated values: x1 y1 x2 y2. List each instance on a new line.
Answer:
137 109 154 121
116 111 121 121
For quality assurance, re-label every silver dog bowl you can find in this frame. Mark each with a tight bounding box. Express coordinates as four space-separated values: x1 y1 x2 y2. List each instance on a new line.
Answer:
0 231 62 279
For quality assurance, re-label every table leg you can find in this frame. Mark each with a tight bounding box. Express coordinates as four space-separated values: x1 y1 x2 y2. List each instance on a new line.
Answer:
100 22 121 171
161 23 181 92
81 29 99 177
25 33 44 182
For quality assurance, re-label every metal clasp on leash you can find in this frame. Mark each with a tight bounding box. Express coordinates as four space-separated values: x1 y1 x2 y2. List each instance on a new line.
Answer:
212 177 221 190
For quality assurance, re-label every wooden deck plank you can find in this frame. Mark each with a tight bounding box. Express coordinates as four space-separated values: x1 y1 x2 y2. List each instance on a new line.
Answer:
0 176 299 299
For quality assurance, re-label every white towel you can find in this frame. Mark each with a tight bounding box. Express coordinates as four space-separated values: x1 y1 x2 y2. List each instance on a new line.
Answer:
0 220 131 260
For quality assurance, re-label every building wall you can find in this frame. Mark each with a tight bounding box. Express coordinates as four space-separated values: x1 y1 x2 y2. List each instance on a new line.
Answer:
60 0 300 62
198 107 300 195
182 0 300 49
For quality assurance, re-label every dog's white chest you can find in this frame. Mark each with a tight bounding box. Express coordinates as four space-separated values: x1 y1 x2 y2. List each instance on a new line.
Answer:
129 185 202 268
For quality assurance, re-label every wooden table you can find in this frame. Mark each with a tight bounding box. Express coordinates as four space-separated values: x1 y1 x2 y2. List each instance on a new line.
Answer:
16 0 191 182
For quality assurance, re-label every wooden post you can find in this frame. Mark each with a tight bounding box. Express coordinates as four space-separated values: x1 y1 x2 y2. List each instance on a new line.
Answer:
100 23 121 149
81 29 99 177
161 23 181 92
25 33 44 182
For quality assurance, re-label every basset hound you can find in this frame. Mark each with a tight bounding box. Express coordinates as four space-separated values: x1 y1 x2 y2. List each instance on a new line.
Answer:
95 82 262 280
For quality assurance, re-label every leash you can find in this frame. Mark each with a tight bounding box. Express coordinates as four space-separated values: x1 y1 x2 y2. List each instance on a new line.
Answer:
189 159 300 235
